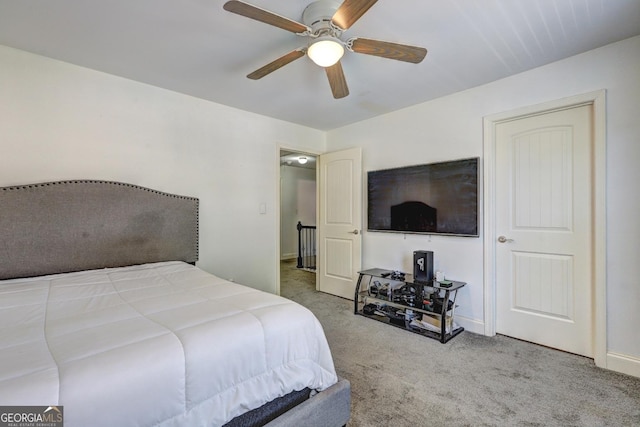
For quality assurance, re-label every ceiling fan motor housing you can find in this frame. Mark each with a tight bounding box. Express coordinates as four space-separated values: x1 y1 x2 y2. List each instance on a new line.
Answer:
302 0 343 37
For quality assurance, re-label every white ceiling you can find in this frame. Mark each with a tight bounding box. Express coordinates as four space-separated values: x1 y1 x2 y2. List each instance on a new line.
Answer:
1 0 639 131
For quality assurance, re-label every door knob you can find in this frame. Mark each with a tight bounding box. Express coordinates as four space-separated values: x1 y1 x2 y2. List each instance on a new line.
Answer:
349 229 359 235
497 236 513 243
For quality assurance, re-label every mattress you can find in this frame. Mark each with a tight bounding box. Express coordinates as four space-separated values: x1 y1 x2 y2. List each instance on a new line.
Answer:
0 261 338 426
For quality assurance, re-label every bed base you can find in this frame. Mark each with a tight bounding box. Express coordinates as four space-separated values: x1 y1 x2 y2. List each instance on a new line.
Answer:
226 377 350 427
265 378 351 427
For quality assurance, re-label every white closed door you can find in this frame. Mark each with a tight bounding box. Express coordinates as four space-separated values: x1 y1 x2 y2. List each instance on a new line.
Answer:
495 104 593 357
318 147 362 300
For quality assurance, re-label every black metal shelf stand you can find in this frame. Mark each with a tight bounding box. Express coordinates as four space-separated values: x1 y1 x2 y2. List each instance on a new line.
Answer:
354 268 465 343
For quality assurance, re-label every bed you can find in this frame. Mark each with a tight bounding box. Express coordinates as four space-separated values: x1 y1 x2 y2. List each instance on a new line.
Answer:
0 180 350 427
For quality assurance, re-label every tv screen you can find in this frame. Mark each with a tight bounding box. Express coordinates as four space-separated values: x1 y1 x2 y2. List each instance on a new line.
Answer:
367 157 479 237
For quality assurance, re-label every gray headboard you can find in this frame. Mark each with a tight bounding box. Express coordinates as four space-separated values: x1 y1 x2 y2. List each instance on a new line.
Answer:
0 180 199 280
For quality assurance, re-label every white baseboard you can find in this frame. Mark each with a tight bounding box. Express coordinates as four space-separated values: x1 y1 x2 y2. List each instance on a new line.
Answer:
455 315 485 335
453 317 640 379
606 352 640 378
280 254 296 261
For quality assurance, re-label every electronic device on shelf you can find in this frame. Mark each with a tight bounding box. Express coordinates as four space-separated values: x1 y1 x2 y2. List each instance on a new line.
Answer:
389 270 405 281
413 250 434 282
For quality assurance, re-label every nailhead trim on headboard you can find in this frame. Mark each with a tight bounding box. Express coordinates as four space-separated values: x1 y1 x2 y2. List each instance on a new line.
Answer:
3 180 197 200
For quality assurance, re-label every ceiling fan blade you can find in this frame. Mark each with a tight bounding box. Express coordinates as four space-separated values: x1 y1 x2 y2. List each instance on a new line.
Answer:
223 1 310 34
325 62 349 99
247 49 306 80
332 0 378 30
350 38 427 63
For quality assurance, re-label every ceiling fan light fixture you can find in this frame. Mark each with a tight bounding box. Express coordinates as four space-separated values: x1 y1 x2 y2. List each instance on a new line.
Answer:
307 37 344 67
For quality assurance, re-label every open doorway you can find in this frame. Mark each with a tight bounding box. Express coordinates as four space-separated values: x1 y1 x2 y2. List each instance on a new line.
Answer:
279 149 317 295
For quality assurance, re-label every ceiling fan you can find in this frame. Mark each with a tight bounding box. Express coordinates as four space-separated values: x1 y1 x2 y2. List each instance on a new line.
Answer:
223 0 427 99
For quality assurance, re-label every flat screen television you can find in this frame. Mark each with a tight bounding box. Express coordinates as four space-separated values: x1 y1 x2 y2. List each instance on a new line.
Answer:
367 157 479 237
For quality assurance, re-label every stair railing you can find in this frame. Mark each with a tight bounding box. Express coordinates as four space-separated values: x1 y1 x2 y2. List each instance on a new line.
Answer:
296 221 316 271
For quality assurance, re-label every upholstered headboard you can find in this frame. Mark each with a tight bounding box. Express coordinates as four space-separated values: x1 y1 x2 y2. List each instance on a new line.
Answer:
0 180 199 280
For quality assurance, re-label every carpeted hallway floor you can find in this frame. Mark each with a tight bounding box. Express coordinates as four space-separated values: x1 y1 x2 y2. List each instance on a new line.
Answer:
280 259 640 427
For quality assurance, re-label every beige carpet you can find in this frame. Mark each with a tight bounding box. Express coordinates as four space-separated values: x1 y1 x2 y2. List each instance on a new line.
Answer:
280 260 640 427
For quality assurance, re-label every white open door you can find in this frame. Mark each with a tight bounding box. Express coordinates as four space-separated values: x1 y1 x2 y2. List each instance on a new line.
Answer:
318 147 362 300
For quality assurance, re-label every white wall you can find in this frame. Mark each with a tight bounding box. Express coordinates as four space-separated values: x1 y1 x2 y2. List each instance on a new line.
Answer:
0 44 325 294
280 164 317 259
327 36 640 368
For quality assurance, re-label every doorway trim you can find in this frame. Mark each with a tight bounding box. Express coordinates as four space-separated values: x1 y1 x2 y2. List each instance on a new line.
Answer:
276 145 321 296
482 90 606 368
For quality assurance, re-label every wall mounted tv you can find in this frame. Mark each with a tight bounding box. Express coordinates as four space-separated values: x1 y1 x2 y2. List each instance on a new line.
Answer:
367 157 479 237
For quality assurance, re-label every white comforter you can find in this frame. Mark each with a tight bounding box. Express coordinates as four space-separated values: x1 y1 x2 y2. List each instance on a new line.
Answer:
0 261 337 426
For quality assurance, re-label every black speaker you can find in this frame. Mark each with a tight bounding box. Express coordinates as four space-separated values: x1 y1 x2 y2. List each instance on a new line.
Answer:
413 250 434 283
